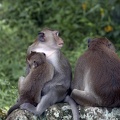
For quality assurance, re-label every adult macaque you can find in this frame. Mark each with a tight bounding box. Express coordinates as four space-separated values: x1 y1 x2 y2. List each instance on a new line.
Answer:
71 37 120 107
7 52 54 115
20 29 79 120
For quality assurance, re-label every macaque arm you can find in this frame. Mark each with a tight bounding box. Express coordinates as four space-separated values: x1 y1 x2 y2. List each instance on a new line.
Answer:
42 73 70 95
71 89 97 106
26 64 30 75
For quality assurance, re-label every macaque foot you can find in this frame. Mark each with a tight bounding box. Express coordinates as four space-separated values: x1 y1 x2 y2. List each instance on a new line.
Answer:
20 103 40 116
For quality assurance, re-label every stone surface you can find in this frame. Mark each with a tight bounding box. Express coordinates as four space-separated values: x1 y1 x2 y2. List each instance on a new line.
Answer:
6 103 120 120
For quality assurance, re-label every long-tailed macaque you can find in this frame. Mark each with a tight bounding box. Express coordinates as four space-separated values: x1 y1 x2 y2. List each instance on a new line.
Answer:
20 29 79 120
7 52 54 115
71 37 120 107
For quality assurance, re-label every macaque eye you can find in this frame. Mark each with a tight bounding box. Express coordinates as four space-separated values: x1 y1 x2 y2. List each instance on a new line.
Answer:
38 32 45 42
43 53 46 56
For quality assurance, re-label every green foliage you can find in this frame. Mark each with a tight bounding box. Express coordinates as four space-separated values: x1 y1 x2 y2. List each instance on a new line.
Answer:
0 0 120 115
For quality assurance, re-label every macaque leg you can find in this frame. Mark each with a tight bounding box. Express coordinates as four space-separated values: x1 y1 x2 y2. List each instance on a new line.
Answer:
71 89 97 106
20 94 53 116
20 86 67 116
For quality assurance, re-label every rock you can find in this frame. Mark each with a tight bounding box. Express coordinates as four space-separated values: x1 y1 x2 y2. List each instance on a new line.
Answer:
6 103 120 120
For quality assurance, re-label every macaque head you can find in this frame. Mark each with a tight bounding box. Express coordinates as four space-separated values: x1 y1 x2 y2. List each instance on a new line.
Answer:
27 29 64 54
27 51 46 69
88 37 116 52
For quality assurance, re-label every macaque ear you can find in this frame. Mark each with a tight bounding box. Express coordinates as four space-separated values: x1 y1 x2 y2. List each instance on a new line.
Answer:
27 51 36 60
31 51 36 54
38 32 45 42
87 38 91 47
55 31 59 36
33 61 38 68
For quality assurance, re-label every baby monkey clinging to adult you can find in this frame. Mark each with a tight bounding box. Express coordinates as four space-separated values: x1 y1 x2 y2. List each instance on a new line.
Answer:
7 51 54 116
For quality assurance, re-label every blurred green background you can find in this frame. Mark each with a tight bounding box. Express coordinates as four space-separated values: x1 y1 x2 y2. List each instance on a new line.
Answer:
0 0 120 117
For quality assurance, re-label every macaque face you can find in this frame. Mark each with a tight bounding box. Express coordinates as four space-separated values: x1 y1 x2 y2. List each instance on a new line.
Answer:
38 30 63 49
27 52 46 69
28 29 64 55
39 29 64 49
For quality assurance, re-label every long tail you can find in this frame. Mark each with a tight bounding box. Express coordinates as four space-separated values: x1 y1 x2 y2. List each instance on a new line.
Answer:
64 95 79 120
7 103 20 116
